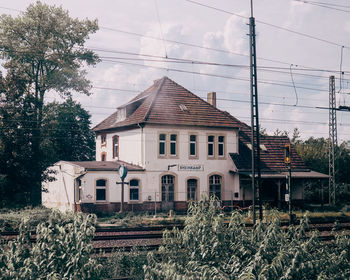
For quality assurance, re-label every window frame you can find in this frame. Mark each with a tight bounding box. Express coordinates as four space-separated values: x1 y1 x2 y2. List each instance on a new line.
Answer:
209 174 222 200
95 178 108 202
169 133 177 157
158 133 167 157
129 179 140 202
187 178 199 201
218 135 225 158
113 135 119 159
158 132 179 159
207 135 215 159
189 133 198 159
101 152 107 161
101 134 106 146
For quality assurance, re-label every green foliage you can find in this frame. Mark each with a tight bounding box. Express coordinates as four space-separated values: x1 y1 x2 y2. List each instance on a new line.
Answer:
295 137 350 205
144 197 350 279
0 71 37 206
0 206 52 232
0 211 101 279
99 247 148 280
42 98 95 163
0 1 99 205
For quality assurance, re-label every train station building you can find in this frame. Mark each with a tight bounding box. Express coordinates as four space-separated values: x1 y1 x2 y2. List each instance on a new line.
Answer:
42 77 328 213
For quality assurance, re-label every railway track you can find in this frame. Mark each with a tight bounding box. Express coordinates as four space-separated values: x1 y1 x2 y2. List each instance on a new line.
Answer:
1 220 350 253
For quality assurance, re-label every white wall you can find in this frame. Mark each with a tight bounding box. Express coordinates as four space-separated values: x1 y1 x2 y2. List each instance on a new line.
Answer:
141 124 240 201
96 127 143 166
80 170 147 203
42 162 82 211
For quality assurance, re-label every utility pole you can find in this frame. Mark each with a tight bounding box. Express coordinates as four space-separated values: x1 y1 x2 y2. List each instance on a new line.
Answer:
328 75 337 205
249 0 262 224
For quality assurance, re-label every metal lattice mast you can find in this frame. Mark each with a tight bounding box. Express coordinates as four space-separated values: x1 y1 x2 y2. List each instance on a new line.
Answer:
329 75 337 205
249 13 262 223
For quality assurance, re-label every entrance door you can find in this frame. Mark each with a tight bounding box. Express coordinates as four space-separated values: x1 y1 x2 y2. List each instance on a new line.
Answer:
161 175 175 211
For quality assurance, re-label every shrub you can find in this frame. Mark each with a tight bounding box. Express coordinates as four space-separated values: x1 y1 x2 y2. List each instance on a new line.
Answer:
144 197 350 279
0 210 101 279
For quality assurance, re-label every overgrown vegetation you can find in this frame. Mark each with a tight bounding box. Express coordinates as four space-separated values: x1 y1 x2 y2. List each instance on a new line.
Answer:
144 198 350 279
292 130 350 206
0 210 101 279
0 199 349 279
0 207 52 232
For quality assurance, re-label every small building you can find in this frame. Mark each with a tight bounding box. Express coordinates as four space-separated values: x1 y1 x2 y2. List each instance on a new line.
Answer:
42 76 327 213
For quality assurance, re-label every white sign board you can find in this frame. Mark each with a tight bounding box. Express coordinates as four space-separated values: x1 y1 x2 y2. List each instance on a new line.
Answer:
285 194 289 202
178 164 204 171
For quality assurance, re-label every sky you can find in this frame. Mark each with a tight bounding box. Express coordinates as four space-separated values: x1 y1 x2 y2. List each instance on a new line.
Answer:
1 0 350 141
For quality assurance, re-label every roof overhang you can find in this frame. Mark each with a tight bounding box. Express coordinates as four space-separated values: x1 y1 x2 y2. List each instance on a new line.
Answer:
231 170 329 179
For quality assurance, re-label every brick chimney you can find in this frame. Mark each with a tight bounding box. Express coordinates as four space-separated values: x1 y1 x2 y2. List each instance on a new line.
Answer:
207 92 216 107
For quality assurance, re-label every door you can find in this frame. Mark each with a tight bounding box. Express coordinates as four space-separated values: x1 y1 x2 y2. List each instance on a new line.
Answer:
161 175 175 211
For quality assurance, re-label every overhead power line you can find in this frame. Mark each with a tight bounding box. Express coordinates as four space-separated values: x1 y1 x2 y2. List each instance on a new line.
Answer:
293 0 350 13
100 58 330 92
184 0 350 49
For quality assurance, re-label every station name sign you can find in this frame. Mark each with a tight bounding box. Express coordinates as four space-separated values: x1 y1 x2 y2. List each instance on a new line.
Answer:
178 164 204 171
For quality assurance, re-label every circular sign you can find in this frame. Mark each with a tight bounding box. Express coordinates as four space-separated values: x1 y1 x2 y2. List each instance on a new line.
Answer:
118 164 128 180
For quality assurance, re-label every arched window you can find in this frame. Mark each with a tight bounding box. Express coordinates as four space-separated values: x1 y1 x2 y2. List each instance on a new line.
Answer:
187 179 198 201
96 179 107 201
113 135 119 158
101 152 106 161
161 175 174 202
129 179 139 201
209 175 222 200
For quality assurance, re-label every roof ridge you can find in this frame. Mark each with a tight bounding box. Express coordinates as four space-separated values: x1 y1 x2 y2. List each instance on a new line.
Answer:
143 77 167 122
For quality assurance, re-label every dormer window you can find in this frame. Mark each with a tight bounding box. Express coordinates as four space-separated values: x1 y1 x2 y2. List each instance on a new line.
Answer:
116 108 126 122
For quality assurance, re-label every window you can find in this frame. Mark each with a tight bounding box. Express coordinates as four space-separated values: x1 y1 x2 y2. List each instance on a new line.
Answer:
187 179 197 201
218 136 225 157
76 179 82 201
129 179 139 201
209 175 222 200
101 152 106 161
189 135 197 157
170 134 177 156
96 179 107 201
208 135 215 157
161 175 175 202
101 134 106 146
159 134 166 156
113 135 119 158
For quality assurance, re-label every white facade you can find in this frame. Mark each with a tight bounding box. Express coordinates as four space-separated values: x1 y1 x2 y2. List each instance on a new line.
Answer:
95 124 241 203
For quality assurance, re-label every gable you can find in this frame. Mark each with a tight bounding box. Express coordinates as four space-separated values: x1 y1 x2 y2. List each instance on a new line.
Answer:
93 76 240 132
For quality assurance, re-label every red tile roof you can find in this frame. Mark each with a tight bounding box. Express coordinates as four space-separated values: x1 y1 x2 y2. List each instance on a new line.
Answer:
230 135 309 173
93 76 241 132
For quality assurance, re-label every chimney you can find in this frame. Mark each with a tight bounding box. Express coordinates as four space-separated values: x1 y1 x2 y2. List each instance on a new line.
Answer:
207 92 216 107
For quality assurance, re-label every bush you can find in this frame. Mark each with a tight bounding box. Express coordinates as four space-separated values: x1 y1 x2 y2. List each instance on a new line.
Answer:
0 207 52 232
144 197 350 279
0 210 101 279
99 247 148 280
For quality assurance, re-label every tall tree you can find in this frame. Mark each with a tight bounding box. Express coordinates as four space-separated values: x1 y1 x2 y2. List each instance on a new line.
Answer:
42 99 95 165
0 70 36 206
0 1 99 204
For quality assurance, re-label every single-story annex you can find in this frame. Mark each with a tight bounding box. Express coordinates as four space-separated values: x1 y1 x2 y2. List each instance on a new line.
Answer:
42 76 328 213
